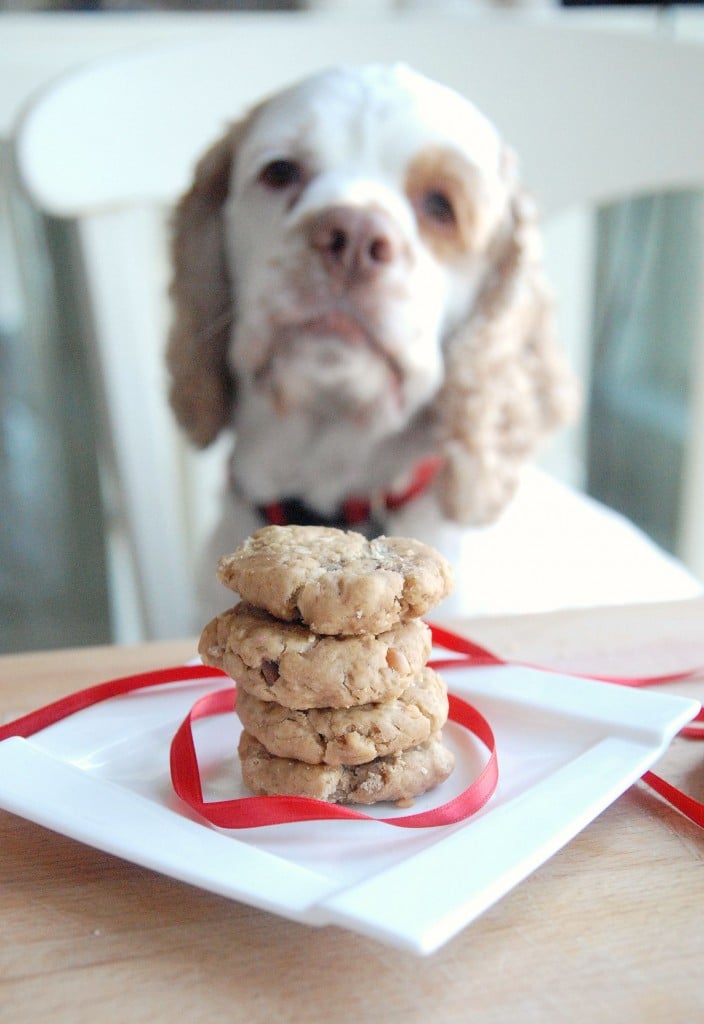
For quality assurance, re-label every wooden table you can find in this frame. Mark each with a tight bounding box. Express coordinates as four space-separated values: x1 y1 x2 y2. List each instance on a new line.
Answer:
1 601 703 1023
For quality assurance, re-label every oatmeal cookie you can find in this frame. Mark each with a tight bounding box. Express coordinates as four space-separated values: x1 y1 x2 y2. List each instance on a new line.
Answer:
236 666 448 766
238 729 455 805
215 524 453 635
199 602 432 709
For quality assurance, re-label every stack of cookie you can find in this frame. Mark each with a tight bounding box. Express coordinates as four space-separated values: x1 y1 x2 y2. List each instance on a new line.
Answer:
198 524 456 807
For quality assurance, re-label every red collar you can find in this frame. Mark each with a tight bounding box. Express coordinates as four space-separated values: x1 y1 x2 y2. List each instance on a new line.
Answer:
259 455 443 530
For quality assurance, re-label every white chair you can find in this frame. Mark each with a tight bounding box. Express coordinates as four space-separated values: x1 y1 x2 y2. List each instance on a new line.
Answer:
12 13 704 640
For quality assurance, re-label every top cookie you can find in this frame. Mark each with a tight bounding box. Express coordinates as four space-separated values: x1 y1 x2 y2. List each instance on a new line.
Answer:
216 525 454 635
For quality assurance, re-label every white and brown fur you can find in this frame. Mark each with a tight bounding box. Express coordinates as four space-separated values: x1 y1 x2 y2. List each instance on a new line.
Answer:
166 64 582 619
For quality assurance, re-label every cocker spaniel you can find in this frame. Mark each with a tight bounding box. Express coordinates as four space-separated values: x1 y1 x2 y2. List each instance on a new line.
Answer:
167 64 698 619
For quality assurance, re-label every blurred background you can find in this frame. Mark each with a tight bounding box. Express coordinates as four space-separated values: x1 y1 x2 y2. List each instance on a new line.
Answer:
1 0 703 652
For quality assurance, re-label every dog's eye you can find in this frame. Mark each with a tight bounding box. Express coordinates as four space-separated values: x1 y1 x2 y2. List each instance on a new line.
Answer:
421 190 456 226
259 159 303 190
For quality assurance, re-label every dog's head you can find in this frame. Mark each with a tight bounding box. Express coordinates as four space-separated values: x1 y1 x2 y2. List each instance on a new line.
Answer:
167 64 578 524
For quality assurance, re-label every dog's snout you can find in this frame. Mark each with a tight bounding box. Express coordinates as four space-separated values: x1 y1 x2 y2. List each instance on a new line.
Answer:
309 207 400 283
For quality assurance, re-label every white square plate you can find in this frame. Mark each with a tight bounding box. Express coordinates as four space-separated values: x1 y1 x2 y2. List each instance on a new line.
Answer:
0 658 698 954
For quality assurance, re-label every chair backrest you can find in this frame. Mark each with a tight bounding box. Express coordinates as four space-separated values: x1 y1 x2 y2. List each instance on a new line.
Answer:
17 16 704 217
13 13 704 640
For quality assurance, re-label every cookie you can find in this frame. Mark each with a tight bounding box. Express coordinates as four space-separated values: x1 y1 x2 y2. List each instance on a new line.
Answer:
236 667 448 766
215 525 453 636
238 730 455 805
199 602 432 709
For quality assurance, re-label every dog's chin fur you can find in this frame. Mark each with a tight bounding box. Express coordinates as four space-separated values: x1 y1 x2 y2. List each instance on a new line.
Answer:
229 383 439 514
250 326 405 423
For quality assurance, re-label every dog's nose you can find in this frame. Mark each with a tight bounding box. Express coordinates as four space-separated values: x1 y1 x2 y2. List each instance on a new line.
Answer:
309 206 400 284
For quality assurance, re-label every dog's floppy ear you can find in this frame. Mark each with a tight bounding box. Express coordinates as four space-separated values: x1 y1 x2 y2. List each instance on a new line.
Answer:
166 126 240 448
437 177 580 525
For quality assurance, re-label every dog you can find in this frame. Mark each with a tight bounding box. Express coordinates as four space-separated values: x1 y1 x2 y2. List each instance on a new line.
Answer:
166 63 699 621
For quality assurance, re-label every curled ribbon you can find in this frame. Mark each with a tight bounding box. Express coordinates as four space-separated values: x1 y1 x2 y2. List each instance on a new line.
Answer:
169 687 498 829
0 624 701 830
428 623 704 827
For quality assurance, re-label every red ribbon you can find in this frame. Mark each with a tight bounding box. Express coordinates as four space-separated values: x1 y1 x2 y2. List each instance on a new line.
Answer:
0 625 701 830
429 623 704 738
0 649 499 830
0 664 222 741
428 623 704 827
169 687 497 829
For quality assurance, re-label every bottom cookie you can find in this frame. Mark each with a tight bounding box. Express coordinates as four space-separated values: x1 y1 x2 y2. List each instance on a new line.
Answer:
238 730 455 806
